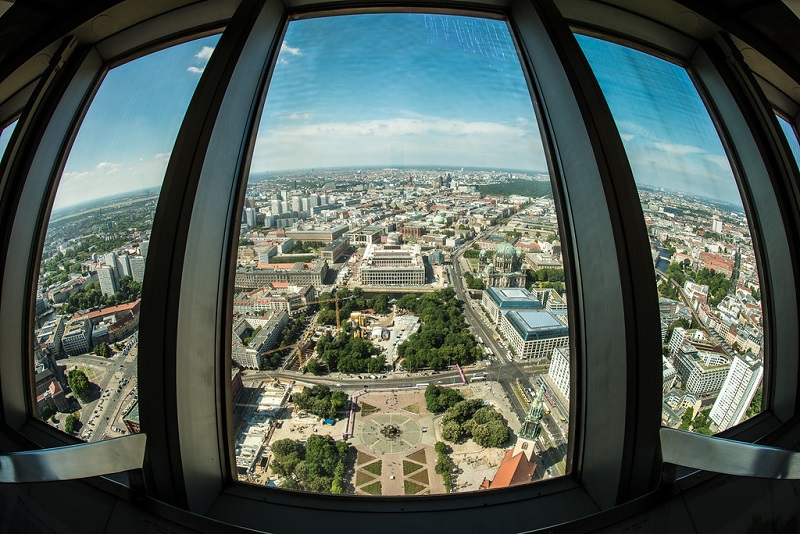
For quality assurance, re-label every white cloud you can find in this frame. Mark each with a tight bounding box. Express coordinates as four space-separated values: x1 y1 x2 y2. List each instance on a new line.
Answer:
195 46 215 61
620 134 635 141
702 153 731 170
280 43 301 56
187 46 215 74
251 115 546 172
54 155 169 210
653 142 705 156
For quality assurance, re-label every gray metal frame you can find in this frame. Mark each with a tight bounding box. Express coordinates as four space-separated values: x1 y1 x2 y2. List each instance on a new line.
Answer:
0 0 797 531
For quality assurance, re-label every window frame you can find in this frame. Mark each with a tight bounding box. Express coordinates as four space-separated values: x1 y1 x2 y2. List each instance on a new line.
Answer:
0 0 797 532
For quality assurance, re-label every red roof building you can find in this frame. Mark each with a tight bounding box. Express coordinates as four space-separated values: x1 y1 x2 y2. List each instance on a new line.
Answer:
479 447 538 490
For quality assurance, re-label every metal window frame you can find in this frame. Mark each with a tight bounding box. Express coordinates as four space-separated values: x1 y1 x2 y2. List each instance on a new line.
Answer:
0 0 797 531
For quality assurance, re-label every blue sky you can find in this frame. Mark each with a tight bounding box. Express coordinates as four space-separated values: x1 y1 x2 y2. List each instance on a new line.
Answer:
577 35 743 206
47 15 784 210
252 14 545 172
52 34 219 209
0 119 16 159
777 115 800 166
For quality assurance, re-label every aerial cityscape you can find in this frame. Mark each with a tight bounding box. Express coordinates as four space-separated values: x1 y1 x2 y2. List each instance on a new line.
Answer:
26 12 768 499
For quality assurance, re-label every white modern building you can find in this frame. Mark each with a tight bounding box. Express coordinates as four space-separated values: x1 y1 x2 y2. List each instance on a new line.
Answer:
360 243 425 286
231 311 289 370
98 265 118 297
500 309 569 360
710 353 763 432
674 346 731 397
548 346 570 403
61 317 91 356
481 287 542 325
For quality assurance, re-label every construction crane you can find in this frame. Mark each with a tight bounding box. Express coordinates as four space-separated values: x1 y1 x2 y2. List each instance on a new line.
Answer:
300 294 355 333
245 294 356 369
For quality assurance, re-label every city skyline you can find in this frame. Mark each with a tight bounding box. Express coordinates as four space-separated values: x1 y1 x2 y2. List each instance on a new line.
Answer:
37 14 800 210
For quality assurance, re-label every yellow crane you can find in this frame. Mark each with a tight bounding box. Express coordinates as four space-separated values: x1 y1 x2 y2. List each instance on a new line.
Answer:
247 294 356 368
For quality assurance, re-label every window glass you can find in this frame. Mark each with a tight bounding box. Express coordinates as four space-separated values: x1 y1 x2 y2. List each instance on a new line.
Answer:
777 115 800 167
578 35 764 434
0 119 17 158
232 13 571 495
32 35 219 440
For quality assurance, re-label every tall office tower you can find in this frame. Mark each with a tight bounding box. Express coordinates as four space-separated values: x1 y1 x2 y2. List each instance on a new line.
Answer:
712 218 723 233
130 255 146 283
116 254 131 278
320 194 329 206
291 196 301 212
710 353 763 432
98 265 118 297
281 190 289 201
309 193 320 207
104 252 117 267
244 207 257 227
140 240 150 259
245 197 256 209
271 199 282 215
281 200 290 213
301 198 310 211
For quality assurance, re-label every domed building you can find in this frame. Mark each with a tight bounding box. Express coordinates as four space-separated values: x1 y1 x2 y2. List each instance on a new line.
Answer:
432 215 447 225
480 242 526 288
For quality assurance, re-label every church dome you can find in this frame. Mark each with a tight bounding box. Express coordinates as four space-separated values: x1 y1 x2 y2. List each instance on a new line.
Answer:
433 215 446 224
495 242 517 259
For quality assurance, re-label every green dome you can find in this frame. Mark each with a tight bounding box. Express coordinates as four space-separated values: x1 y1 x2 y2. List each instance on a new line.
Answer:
433 215 446 224
495 242 517 259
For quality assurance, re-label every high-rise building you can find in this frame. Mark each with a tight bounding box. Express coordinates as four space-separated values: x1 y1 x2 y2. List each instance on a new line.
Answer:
548 346 570 403
130 255 146 283
244 207 257 227
140 240 150 259
271 199 282 215
116 254 131 278
98 265 118 297
710 353 763 432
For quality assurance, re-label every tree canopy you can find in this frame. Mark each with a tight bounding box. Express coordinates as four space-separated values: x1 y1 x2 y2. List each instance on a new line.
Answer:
659 262 731 306
315 330 385 374
271 435 348 494
63 276 142 313
395 289 482 371
293 385 348 420
440 399 509 448
67 369 92 403
424 384 464 413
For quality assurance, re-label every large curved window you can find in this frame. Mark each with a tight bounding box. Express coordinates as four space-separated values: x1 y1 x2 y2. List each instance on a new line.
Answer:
229 12 572 495
578 35 765 434
31 35 219 440
1 1 800 532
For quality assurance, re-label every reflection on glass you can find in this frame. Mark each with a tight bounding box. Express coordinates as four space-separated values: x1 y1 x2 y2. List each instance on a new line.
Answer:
578 35 764 434
777 115 800 167
32 35 219 440
231 14 570 495
0 119 18 159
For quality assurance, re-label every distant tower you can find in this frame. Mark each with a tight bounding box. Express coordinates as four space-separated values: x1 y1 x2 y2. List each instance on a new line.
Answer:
140 240 150 259
519 388 545 441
